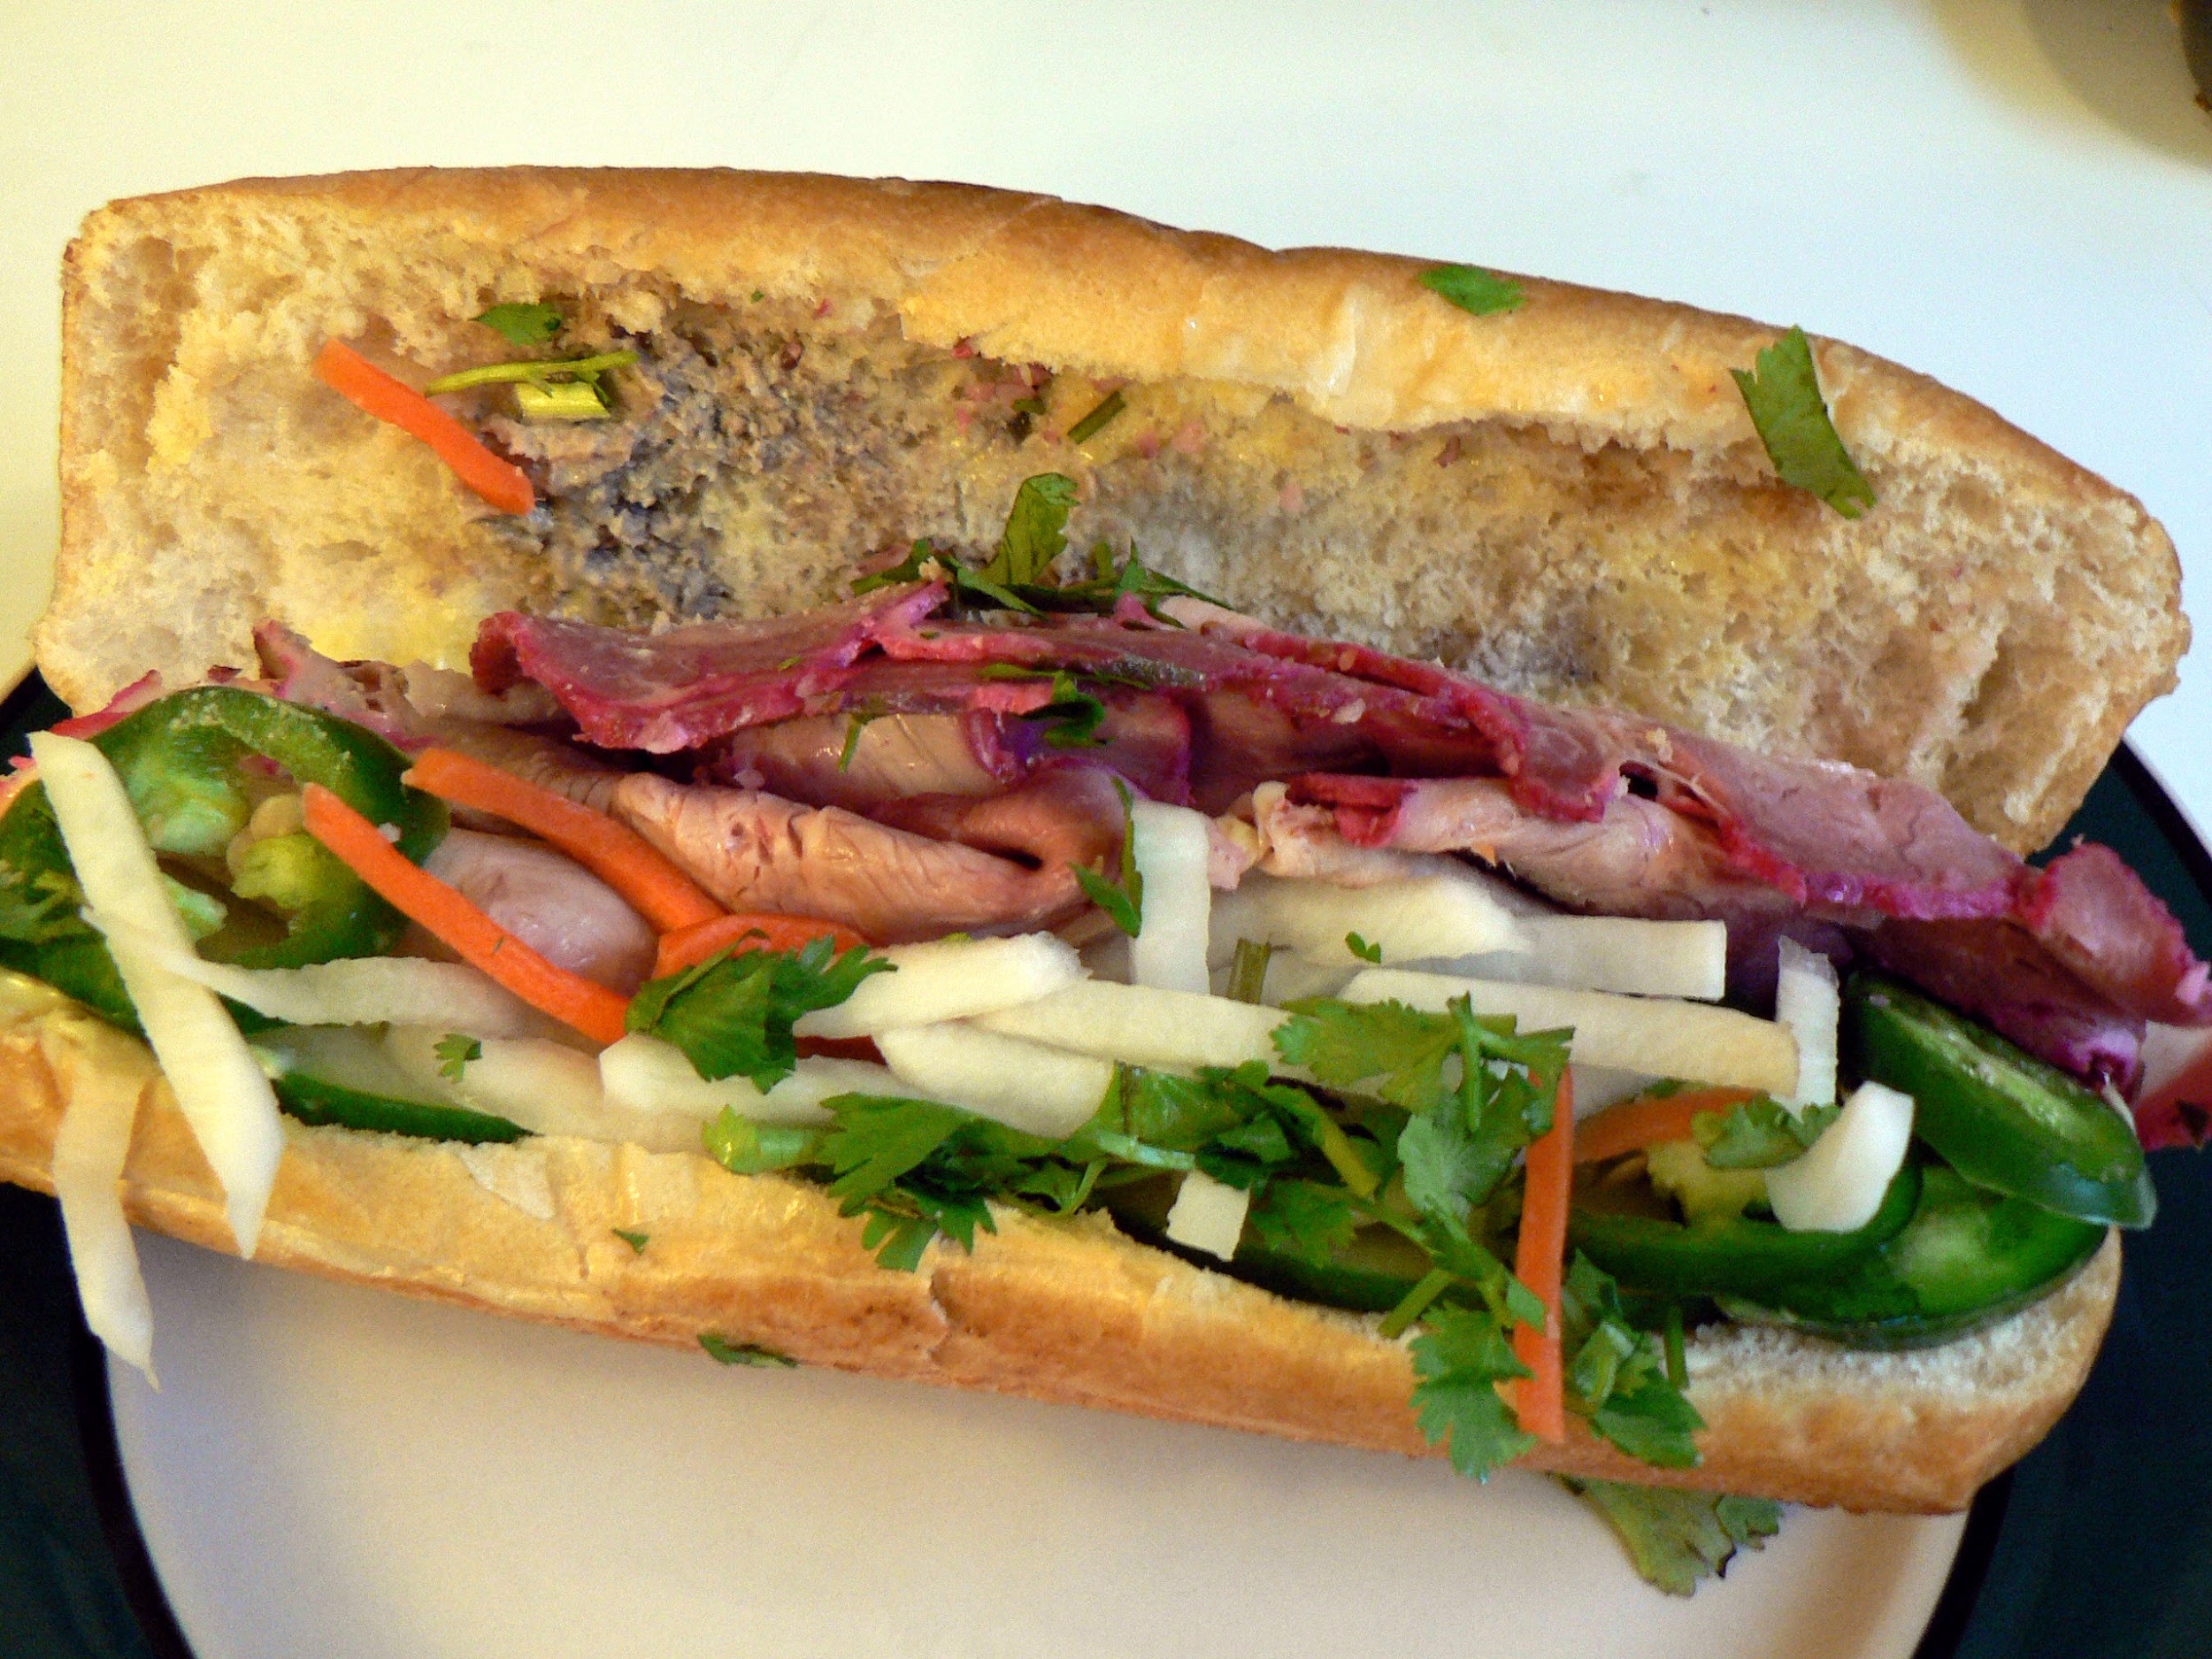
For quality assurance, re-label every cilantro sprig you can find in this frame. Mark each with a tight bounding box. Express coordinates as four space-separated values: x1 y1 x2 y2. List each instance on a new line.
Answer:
1559 1478 1782 1596
1695 1095 1839 1170
680 980 1706 1485
1073 779 1145 935
849 475 1226 621
475 302 565 347
434 1033 482 1082
976 664 1108 749
1419 264 1526 317
626 936 891 1089
1732 326 1875 518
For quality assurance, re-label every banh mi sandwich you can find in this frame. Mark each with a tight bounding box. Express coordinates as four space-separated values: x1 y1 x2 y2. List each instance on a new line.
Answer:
4 171 2207 1595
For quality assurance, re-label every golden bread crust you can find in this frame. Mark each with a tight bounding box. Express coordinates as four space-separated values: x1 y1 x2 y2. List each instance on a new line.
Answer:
0 984 2116 1514
42 168 2185 849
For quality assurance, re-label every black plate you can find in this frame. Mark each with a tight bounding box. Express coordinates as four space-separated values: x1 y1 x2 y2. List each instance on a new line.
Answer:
1 671 2207 1659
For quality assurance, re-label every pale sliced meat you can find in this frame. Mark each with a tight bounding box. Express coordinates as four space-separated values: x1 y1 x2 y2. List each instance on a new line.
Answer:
421 829 657 992
610 774 1086 943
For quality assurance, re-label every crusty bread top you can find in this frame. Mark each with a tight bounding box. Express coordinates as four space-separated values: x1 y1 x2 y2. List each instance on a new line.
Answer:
42 168 2187 849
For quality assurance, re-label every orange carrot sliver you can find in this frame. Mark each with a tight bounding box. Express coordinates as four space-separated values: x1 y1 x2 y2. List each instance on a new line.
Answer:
1572 1087 1760 1165
313 340 535 516
406 748 723 933
654 911 869 981
301 784 629 1046
1512 1070 1574 1445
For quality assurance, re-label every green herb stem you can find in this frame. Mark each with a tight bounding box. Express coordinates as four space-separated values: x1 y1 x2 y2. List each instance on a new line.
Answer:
1065 388 1126 443
1379 1265 1456 1340
424 350 638 395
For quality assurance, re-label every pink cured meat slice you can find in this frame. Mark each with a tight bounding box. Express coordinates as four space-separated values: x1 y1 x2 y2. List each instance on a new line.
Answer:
472 581 948 752
467 595 2212 1046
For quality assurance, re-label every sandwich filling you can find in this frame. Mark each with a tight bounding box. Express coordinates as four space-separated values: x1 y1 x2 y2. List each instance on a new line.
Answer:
4 472 2203 1503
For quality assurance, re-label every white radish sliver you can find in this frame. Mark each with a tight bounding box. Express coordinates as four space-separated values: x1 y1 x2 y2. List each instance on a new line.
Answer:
1129 802 1214 994
1440 916 1728 1002
1164 1170 1251 1261
1210 871 1525 969
1766 1081 1915 1233
1340 966 1799 1097
47 1015 157 1379
975 980 1287 1074
1774 939 1841 1108
382 1026 611 1139
875 1024 1116 1139
82 919 554 1041
34 733 283 1258
795 933 1083 1039
598 1033 909 1126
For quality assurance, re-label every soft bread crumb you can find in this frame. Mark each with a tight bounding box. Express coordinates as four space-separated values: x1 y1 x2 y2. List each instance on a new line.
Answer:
42 171 2186 850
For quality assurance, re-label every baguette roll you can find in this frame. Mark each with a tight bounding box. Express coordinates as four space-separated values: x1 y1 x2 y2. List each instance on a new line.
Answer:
10 170 2182 1521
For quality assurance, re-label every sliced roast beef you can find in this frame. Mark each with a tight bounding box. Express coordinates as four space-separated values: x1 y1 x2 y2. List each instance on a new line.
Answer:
2020 842 2212 1025
472 581 947 752
465 591 2212 1102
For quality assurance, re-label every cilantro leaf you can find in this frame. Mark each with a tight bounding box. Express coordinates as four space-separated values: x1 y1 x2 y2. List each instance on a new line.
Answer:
1397 1108 1515 1222
1074 779 1144 936
976 664 1107 749
837 705 885 772
1732 326 1875 518
1345 932 1383 964
703 1108 823 1174
818 1093 1078 1268
1419 265 1526 317
1409 1306 1536 1480
626 938 892 1089
434 1033 481 1083
1273 998 1462 1114
1589 1382 1706 1469
850 538 1038 614
698 1333 799 1368
1247 1179 1362 1268
1093 1066 1247 1151
1558 1478 1782 1597
1560 1254 1704 1469
980 472 1079 587
611 1228 649 1253
476 301 565 347
1065 388 1126 443
1696 1096 1840 1170
0 865 86 944
820 1095 975 1206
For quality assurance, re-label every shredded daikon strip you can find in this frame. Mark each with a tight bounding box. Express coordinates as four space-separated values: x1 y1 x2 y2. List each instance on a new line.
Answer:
795 933 1083 1039
1774 938 1840 1108
1439 916 1727 1001
1341 966 1798 1097
598 1033 909 1126
878 1024 1115 1139
1209 870 1525 969
1766 1081 1914 1232
46 1012 158 1379
1164 1170 1251 1260
975 980 1287 1074
34 733 283 1257
82 917 554 1041
1128 802 1213 994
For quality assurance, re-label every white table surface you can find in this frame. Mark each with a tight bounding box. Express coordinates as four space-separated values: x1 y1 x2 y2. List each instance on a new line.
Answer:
4 4 2207 1655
